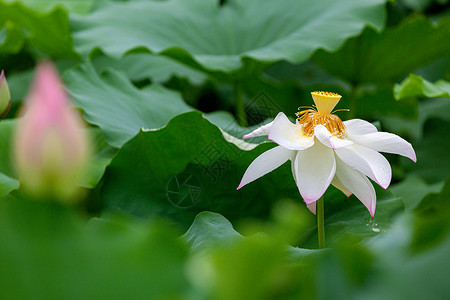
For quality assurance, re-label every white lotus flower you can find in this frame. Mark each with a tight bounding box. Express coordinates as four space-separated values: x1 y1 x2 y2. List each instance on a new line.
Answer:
237 91 416 217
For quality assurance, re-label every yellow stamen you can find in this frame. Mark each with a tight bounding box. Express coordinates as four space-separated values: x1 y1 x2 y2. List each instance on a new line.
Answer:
296 92 347 137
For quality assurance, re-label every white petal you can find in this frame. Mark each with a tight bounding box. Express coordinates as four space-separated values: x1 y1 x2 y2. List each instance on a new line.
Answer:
268 112 314 150
348 132 416 162
237 146 292 189
344 119 378 135
335 157 376 217
331 176 352 197
314 125 353 149
335 144 392 189
294 142 336 204
307 202 316 215
290 151 298 183
243 121 273 139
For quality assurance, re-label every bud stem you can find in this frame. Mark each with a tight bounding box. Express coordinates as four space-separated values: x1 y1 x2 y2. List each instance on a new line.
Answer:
317 196 325 249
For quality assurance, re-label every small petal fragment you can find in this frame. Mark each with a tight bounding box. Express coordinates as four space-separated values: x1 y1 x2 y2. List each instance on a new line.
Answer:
335 144 392 189
290 151 298 183
344 119 378 135
237 146 292 189
307 201 316 215
314 125 353 149
243 121 273 139
269 112 314 150
348 132 416 162
331 176 352 197
335 157 376 217
294 142 336 203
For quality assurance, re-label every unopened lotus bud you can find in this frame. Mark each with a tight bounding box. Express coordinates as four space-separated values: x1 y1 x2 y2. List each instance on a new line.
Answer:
13 62 90 202
0 70 11 118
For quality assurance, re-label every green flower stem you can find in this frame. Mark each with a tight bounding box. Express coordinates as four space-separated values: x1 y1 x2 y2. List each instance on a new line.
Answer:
233 82 247 127
317 196 325 249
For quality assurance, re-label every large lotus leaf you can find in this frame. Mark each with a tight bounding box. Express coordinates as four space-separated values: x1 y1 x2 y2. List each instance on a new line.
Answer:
0 120 21 196
359 213 450 300
1 0 93 14
183 211 317 299
380 98 450 141
299 185 405 248
183 211 244 254
4 69 34 104
309 212 450 299
0 1 78 58
183 208 316 254
312 16 450 83
92 53 207 85
403 118 450 182
63 64 192 147
82 129 117 188
247 66 418 121
100 111 300 229
72 0 387 73
390 175 444 211
409 177 450 254
413 56 450 83
400 0 449 11
0 198 190 299
394 74 450 100
182 211 442 299
0 22 25 54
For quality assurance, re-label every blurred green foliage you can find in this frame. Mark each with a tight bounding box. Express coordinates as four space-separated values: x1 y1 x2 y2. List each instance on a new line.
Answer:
0 0 449 299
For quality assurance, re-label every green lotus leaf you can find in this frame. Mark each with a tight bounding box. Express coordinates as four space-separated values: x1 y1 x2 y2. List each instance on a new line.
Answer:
72 0 387 73
1 0 93 14
64 64 192 147
0 120 21 196
394 74 450 100
313 16 450 83
380 98 450 141
183 211 244 253
403 119 450 183
0 22 25 54
92 53 208 85
100 111 300 229
0 1 78 58
0 198 190 299
390 175 444 211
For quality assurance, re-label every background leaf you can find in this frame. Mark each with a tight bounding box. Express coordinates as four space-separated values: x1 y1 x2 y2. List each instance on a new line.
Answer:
183 211 244 254
402 118 450 182
0 1 78 58
92 53 208 85
1 0 93 14
0 120 21 196
312 16 450 83
64 64 192 147
394 73 450 100
0 198 191 299
390 175 444 211
71 0 387 73
100 111 300 229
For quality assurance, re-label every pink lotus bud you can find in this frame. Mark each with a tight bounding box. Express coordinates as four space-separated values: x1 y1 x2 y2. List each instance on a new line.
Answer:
0 70 11 118
13 62 90 202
